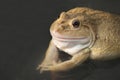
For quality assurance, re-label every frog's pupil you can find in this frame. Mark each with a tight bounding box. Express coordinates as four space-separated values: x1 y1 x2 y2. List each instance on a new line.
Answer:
72 20 80 28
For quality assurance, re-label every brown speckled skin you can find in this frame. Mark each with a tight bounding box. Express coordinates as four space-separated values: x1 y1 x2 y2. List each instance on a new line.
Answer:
37 7 120 73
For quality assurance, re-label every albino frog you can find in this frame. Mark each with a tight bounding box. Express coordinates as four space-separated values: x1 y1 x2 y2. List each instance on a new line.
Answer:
37 7 120 73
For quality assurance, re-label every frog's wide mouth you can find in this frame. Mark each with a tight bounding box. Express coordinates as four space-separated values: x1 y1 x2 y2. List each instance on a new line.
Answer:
51 32 91 44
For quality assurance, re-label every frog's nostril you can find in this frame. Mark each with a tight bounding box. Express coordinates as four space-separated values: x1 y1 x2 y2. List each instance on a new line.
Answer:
60 21 65 24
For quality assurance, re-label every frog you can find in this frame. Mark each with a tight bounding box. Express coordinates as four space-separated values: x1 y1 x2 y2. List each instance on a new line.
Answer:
37 7 120 73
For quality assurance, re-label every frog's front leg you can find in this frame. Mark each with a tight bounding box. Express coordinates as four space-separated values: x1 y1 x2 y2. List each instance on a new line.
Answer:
43 48 90 72
37 40 60 73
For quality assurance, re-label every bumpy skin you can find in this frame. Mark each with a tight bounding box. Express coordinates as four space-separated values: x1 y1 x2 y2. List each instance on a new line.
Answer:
37 7 120 73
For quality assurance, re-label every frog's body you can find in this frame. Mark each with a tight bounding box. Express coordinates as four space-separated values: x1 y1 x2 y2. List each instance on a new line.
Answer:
37 7 120 72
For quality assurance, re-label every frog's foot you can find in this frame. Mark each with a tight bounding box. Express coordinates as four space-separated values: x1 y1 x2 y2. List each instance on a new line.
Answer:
37 63 53 73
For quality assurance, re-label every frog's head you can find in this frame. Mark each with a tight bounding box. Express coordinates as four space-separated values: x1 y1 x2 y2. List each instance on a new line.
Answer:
50 7 102 49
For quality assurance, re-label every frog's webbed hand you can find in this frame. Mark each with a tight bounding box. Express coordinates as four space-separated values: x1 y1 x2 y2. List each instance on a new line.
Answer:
43 48 90 72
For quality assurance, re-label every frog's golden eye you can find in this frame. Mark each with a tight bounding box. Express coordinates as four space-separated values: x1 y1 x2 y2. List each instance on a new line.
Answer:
72 20 80 28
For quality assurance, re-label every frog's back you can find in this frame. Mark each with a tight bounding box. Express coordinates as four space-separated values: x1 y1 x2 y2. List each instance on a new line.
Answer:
90 13 120 60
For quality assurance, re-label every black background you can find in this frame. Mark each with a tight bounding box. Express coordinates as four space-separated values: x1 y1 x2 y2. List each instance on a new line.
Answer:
0 0 120 80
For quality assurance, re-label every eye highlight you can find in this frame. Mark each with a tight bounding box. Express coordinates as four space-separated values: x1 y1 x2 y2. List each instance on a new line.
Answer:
72 20 80 28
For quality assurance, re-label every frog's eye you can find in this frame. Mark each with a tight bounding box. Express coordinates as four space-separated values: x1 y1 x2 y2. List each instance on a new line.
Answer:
72 20 80 28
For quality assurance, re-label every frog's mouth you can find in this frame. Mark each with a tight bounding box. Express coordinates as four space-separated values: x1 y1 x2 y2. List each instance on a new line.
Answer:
51 32 91 45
